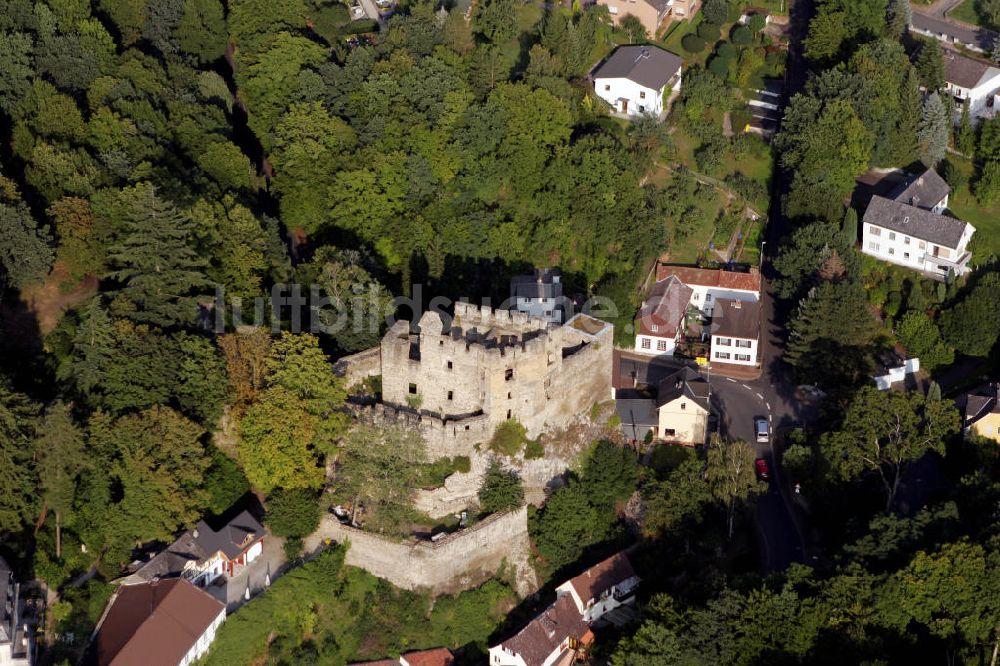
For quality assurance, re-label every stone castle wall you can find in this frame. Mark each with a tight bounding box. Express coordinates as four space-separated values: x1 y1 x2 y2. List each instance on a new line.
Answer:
333 346 381 389
318 505 536 595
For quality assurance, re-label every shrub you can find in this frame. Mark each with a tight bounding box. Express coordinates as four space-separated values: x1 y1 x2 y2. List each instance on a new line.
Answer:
682 34 707 53
524 439 545 459
939 158 967 190
731 25 753 46
708 55 731 79
478 460 525 514
716 41 737 60
488 419 529 456
697 21 720 41
266 488 322 538
283 536 303 560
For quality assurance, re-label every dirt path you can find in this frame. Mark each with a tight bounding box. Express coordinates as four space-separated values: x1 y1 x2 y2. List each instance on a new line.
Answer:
20 262 99 334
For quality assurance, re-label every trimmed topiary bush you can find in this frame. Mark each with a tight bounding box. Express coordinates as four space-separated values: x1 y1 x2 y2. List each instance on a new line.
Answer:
697 21 720 41
708 55 731 79
682 34 707 53
731 25 753 46
716 41 737 60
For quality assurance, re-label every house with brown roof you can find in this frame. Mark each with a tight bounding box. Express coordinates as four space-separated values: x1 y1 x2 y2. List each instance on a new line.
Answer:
123 510 266 587
634 275 692 356
965 384 1000 443
554 552 639 625
352 647 455 666
488 595 593 666
92 578 225 666
655 264 761 317
942 48 1000 120
710 299 760 368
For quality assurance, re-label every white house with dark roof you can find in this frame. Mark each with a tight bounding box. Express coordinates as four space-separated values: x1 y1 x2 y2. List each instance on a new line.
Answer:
555 552 639 625
710 299 760 367
910 11 999 54
488 594 592 666
593 45 682 117
943 50 1000 120
656 366 712 444
862 169 975 277
509 268 564 323
634 275 692 356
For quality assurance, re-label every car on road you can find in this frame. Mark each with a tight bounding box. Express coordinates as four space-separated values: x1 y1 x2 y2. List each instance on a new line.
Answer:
755 458 771 482
755 417 770 443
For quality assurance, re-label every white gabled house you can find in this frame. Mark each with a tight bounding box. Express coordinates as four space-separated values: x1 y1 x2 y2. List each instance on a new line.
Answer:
593 45 683 118
710 298 760 368
943 49 1000 121
861 169 975 277
555 552 640 625
509 268 565 323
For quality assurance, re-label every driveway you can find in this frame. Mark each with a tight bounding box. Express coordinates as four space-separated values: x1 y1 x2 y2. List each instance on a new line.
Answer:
207 535 287 613
917 0 969 20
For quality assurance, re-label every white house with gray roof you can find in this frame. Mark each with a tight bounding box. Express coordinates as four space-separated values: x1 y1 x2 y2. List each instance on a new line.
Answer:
862 169 975 277
943 50 1000 121
593 45 682 117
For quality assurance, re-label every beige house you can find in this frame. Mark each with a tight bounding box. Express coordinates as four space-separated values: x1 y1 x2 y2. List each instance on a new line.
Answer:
597 0 700 38
656 367 711 445
966 385 1000 443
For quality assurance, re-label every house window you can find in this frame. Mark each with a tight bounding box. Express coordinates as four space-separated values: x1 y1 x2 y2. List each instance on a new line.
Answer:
717 337 732 346
605 84 611 90
919 241 926 249
544 310 552 317
736 339 751 348
657 340 667 351
705 294 712 302
639 91 646 99
904 252 910 259
542 298 548 304
641 338 651 349
693 293 700 301
651 324 659 333
638 105 645 113
680 402 686 410
904 236 910 245
868 242 879 251
408 383 417 394
870 226 881 236
888 248 895 255
505 368 514 381
889 232 896 241
447 390 453 401
716 351 731 360
736 354 751 362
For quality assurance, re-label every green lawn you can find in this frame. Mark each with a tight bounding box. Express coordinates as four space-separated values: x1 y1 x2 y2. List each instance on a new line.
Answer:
943 155 1000 261
947 0 989 27
749 0 791 15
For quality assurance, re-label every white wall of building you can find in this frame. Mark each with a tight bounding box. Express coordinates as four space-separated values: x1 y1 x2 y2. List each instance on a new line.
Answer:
555 575 640 624
862 222 974 276
946 74 1000 120
595 76 671 117
634 334 676 356
688 286 758 317
514 296 563 323
179 608 226 666
710 335 758 366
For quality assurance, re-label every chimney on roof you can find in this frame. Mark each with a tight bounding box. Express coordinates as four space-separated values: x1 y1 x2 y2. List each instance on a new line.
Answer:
733 301 742 309
193 528 199 538
903 216 910 224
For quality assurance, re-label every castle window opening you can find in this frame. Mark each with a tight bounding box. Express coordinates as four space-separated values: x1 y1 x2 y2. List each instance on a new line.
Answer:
507 392 512 399
447 391 454 401
505 368 514 381
409 383 417 394
447 360 453 369
507 409 512 419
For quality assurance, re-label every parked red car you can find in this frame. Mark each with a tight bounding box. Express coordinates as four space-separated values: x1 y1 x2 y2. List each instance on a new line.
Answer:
755 458 771 482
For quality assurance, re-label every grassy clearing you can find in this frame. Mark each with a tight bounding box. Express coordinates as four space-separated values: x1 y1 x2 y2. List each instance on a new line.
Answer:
943 155 1000 261
947 0 988 27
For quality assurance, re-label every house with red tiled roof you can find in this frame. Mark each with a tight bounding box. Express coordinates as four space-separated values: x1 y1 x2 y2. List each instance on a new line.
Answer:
555 552 639 625
654 264 761 318
488 595 593 666
634 275 692 356
352 647 454 666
